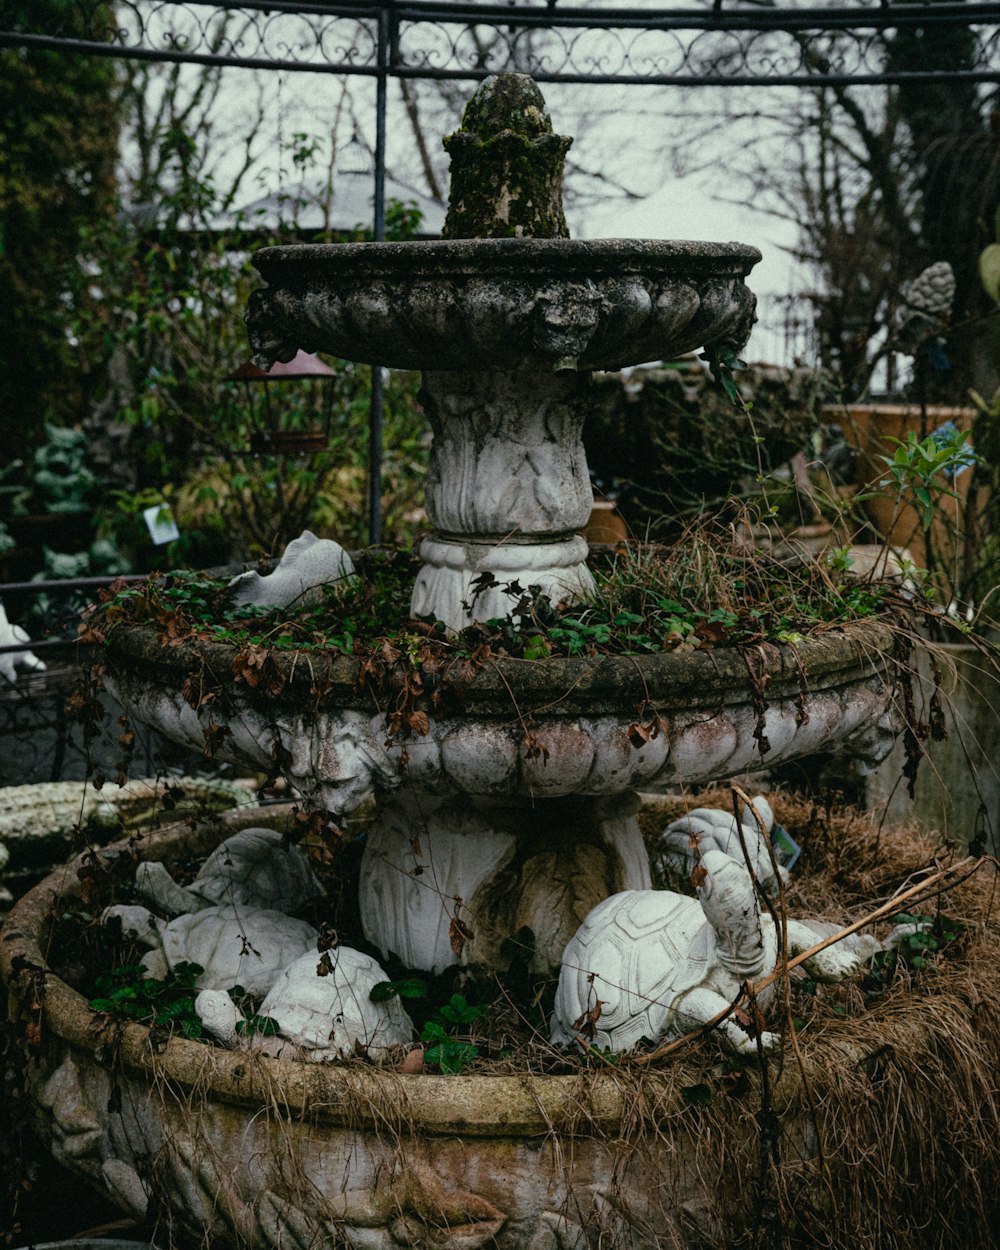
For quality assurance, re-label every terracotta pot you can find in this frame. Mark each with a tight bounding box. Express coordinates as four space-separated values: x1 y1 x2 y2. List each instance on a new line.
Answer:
823 403 985 580
581 497 630 547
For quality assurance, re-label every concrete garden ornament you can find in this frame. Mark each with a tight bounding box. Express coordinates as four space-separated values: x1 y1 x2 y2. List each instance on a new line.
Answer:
228 529 355 609
135 824 324 915
196 948 414 1060
104 901 319 997
0 597 45 684
552 848 884 1055
653 793 789 894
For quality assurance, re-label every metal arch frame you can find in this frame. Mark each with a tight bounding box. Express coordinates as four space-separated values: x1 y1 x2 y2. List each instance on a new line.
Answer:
3 1 1000 543
5 1 1000 88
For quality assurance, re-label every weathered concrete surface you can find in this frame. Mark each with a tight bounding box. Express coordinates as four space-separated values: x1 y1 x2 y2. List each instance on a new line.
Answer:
866 642 1000 855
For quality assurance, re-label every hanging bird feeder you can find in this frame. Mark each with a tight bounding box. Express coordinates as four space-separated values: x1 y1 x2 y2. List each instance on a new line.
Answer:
225 350 337 455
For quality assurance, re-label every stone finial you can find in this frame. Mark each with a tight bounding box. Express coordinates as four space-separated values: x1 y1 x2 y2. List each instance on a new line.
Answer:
442 73 572 240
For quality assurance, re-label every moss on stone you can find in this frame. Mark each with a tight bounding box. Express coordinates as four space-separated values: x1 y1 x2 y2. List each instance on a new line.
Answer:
442 73 572 240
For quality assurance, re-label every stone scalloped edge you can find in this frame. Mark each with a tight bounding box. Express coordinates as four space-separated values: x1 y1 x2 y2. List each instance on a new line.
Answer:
252 238 763 283
103 617 900 719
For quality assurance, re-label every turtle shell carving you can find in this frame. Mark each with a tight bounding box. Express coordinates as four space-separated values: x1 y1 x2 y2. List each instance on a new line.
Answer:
157 906 318 996
552 888 722 1054
258 947 414 1058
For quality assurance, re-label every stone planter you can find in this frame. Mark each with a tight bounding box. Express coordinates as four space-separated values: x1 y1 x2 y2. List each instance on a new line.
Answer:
5 808 1000 1250
103 619 901 811
100 618 902 974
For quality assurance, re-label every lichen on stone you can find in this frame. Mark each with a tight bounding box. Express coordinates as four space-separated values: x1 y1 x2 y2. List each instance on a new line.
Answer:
442 72 572 240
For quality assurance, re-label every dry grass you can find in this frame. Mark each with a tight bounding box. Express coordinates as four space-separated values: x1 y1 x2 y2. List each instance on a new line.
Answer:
625 789 1000 1248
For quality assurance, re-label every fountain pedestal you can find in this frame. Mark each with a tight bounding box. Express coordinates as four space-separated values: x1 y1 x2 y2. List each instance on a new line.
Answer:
413 368 595 628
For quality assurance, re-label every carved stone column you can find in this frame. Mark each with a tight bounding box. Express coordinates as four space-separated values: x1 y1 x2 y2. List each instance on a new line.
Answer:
359 791 651 974
411 367 597 628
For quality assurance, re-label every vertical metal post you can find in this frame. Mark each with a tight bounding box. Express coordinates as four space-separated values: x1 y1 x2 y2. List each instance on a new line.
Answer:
368 2 391 546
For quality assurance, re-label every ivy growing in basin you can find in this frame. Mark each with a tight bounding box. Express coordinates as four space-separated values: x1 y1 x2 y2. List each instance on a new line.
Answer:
84 523 902 669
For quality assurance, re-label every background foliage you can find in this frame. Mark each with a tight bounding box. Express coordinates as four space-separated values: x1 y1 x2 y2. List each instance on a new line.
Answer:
0 0 119 455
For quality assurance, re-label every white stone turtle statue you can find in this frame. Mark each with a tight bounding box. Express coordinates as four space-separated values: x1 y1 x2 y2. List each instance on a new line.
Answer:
194 947 414 1060
104 902 318 997
653 795 789 895
135 826 324 916
551 848 886 1055
228 529 355 610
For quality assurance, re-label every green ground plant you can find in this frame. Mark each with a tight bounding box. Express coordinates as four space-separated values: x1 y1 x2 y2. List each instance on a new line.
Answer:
88 960 204 1038
89 519 901 666
370 978 490 1073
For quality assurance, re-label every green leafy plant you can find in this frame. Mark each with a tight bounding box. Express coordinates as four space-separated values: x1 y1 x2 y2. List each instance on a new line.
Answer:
369 977 430 1004
88 961 204 1038
420 993 490 1074
863 912 965 990
889 911 964 971
226 985 282 1037
877 428 976 531
368 980 489 1073
89 517 896 673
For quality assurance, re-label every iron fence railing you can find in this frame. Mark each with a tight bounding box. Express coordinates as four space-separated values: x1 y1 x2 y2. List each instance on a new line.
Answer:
0 576 212 786
4 1 1000 86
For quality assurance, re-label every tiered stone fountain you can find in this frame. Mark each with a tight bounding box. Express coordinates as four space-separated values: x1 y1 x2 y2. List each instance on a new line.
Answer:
2 75 902 1249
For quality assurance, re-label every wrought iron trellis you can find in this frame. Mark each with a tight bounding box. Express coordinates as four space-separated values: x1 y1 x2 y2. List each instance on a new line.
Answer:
6 1 1000 88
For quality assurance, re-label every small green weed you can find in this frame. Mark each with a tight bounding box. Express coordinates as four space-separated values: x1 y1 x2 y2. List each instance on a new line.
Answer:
89 961 204 1038
878 428 976 530
891 911 965 970
864 911 965 988
370 979 489 1073
420 993 491 1073
368 977 430 1004
89 518 898 673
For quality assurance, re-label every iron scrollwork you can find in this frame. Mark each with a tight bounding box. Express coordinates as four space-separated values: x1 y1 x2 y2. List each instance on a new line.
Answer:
3 1 1000 86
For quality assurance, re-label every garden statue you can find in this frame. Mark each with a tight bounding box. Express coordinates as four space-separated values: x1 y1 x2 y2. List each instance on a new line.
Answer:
552 848 885 1055
135 824 325 915
652 792 788 893
0 596 45 684
195 947 414 1060
229 529 355 608
103 901 319 996
897 259 956 353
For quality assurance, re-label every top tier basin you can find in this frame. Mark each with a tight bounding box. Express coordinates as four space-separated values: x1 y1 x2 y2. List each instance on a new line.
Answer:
248 237 761 373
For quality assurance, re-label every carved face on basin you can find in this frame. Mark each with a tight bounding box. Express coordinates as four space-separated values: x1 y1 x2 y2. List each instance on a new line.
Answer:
285 711 395 816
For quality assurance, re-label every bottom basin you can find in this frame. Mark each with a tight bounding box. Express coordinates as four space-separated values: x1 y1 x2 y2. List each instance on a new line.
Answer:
3 809 999 1250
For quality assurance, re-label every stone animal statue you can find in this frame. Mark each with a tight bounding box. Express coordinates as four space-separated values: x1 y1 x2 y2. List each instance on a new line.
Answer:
653 795 788 894
103 902 318 997
552 848 889 1055
229 530 355 610
194 947 414 1060
0 598 45 685
135 826 324 916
